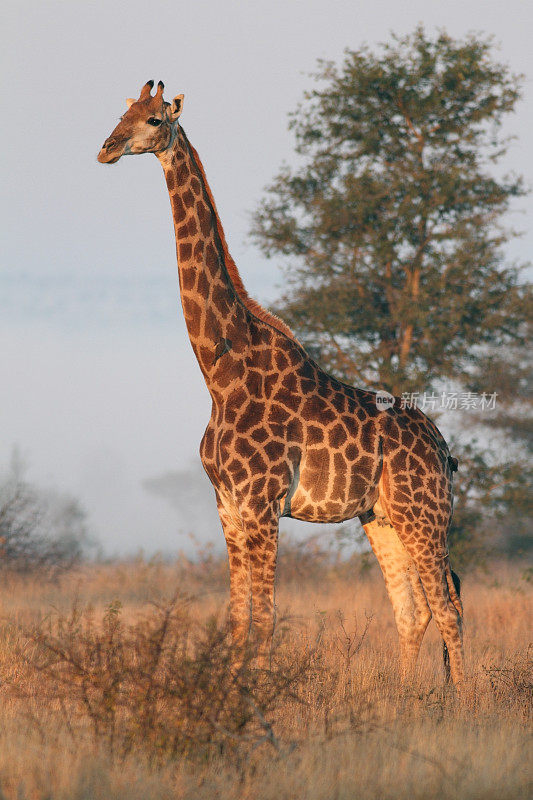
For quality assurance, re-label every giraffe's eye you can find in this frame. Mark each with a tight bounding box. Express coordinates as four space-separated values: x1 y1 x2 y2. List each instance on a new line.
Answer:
147 117 162 126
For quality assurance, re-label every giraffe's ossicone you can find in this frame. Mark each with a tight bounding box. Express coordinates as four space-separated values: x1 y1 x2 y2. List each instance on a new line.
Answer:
98 81 465 686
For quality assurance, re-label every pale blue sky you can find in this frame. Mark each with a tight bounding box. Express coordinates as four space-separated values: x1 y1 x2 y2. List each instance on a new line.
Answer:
1 0 532 554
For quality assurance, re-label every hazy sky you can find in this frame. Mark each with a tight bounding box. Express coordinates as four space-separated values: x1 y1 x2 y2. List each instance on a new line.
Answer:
2 0 532 555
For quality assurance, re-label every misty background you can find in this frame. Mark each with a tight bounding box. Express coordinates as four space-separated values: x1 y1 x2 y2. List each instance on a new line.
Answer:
2 0 532 555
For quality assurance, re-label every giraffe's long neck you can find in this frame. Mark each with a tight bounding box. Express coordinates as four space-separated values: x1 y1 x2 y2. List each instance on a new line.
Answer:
157 127 249 392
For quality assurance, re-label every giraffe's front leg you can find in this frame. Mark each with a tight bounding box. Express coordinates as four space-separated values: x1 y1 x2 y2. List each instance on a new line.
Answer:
242 502 279 669
216 492 251 653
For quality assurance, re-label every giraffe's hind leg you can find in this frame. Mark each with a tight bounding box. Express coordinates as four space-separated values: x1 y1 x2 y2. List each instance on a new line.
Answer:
379 496 465 686
443 568 462 683
363 512 431 678
410 549 464 685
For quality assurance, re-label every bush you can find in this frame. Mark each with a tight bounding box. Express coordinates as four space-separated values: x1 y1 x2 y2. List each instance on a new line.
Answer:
0 451 89 573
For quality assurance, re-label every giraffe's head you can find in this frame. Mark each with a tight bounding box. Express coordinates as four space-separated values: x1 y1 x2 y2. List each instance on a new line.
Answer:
97 80 183 164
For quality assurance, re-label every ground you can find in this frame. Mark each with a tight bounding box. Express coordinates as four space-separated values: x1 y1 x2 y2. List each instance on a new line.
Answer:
0 541 530 799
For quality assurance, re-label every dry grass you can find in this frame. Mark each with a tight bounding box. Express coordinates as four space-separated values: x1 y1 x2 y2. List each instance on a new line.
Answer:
0 544 530 799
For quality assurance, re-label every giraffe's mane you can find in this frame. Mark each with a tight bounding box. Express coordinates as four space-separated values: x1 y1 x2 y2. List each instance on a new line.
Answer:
185 136 300 345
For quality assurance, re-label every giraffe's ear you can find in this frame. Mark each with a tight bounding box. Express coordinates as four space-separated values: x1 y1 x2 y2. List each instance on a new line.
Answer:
169 94 184 121
126 98 136 109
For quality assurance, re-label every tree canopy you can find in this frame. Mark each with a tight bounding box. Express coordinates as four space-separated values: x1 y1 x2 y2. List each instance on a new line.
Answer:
251 27 528 396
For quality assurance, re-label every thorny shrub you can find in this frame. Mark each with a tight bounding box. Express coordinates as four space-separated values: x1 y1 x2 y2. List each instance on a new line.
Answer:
7 597 314 763
483 646 533 716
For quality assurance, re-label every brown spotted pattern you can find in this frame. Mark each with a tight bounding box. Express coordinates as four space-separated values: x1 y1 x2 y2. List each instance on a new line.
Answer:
98 82 465 685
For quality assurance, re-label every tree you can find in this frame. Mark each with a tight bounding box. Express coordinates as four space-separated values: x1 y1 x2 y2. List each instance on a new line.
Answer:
251 27 532 563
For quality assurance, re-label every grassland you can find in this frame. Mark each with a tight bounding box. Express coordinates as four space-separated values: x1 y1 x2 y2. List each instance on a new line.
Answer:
0 540 530 799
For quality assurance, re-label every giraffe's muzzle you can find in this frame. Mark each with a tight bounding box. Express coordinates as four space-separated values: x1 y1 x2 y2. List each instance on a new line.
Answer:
97 137 126 164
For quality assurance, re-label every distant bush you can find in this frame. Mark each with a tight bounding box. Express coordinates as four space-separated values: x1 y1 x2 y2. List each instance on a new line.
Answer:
0 451 89 573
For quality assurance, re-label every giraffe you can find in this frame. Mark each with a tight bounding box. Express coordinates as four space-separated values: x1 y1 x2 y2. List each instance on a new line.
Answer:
98 81 465 685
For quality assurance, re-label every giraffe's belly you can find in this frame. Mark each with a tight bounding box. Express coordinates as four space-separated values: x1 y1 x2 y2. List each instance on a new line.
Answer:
287 447 380 524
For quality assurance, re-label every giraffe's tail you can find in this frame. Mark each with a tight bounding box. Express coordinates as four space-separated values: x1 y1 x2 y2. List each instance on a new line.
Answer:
446 560 462 615
443 562 462 682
